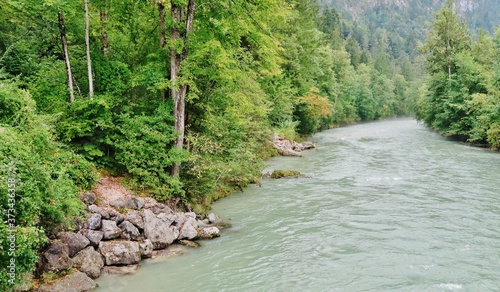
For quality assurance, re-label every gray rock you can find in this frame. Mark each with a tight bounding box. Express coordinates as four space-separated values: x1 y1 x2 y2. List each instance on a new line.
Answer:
59 232 90 257
124 194 144 210
143 198 173 214
73 246 104 279
98 241 141 266
200 227 221 239
80 192 96 205
101 220 122 240
179 217 198 240
139 239 153 258
80 229 103 247
119 220 141 241
41 242 73 273
142 209 175 249
207 213 222 224
157 212 176 226
37 271 95 292
111 212 125 225
125 210 144 230
109 197 126 209
101 265 139 275
86 213 102 230
88 205 110 219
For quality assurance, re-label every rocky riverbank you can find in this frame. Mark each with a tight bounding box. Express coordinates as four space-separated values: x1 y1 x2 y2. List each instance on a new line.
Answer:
34 178 223 292
272 135 315 157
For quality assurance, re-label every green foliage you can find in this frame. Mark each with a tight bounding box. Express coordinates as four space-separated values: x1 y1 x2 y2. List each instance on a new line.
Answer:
0 80 96 290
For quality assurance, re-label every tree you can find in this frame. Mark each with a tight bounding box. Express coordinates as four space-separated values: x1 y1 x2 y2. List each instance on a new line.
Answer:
170 0 197 176
58 9 75 103
85 0 94 98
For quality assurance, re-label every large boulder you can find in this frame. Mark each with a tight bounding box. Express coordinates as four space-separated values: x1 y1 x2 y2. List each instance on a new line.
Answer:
73 246 104 279
59 232 90 257
124 194 144 210
86 213 102 230
88 205 110 219
37 271 96 292
207 213 222 224
98 241 141 266
125 209 145 230
40 242 73 273
142 209 175 249
119 220 141 241
101 220 122 240
199 227 221 239
139 239 153 258
178 217 198 240
80 229 104 247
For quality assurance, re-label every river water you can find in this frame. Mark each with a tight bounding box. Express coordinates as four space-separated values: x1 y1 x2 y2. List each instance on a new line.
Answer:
96 119 500 291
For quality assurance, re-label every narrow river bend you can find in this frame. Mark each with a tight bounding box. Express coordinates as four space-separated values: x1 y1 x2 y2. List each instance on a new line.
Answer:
96 119 500 291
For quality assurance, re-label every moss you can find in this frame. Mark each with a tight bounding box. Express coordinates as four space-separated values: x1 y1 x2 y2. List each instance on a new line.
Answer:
270 170 303 179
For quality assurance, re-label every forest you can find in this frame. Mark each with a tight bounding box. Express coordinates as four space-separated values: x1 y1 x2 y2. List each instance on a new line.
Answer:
0 0 499 290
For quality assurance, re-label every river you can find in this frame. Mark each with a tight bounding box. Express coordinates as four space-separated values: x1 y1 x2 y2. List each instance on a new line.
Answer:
95 118 500 291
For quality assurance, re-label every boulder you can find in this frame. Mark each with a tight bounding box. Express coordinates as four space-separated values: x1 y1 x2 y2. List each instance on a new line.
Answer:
37 271 96 292
199 227 220 239
119 220 141 241
80 229 103 247
178 217 198 240
207 213 222 224
59 232 90 257
98 241 141 266
88 205 110 219
101 220 122 240
41 242 73 273
143 198 173 214
80 192 96 205
157 212 176 226
86 213 102 230
125 209 144 230
124 194 144 210
73 246 104 279
139 239 153 258
142 209 175 249
111 212 125 225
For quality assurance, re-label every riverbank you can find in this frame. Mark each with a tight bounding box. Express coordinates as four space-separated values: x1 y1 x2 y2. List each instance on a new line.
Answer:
33 177 223 291
28 136 315 291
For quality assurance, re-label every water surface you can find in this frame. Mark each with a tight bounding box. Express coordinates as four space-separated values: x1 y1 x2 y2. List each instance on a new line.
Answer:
96 119 500 291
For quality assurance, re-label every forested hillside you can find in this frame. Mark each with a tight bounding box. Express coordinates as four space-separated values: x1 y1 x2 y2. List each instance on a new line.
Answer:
0 0 499 290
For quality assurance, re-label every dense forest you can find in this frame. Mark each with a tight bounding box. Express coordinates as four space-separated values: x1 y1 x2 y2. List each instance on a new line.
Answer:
0 0 498 290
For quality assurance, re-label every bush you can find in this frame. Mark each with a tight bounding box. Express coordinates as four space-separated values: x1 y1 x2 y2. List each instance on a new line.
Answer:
0 81 96 290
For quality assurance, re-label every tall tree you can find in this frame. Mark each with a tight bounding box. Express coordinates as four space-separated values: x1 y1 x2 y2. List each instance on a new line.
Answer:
170 0 196 176
100 0 108 56
58 9 75 103
85 0 94 98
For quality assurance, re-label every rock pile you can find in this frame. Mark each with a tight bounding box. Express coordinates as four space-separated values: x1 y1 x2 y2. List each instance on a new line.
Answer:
36 194 222 291
272 135 315 157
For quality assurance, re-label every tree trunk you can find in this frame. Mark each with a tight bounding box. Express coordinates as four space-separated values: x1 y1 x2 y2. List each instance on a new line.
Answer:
85 0 94 99
58 10 75 103
170 0 196 177
100 1 108 56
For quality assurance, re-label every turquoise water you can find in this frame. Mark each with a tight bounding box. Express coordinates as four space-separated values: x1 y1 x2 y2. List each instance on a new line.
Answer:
96 119 500 291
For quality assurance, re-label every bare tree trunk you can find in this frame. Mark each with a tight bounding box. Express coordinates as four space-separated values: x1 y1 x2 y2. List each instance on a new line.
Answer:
58 9 75 103
85 0 94 99
100 1 108 56
170 0 196 177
